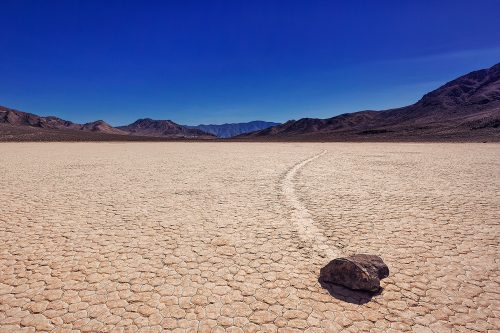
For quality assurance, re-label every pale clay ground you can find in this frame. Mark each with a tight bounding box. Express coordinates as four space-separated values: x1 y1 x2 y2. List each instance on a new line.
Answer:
0 142 499 333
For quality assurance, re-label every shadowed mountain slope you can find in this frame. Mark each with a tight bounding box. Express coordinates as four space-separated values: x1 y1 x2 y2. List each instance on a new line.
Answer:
238 63 500 141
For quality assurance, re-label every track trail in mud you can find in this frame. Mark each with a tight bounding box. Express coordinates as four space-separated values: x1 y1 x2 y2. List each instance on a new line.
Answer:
281 150 341 259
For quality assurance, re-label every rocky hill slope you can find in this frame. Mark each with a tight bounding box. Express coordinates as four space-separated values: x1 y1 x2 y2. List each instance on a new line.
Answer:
238 63 500 141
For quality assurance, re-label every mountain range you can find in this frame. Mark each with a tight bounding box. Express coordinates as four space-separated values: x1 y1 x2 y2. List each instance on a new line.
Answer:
186 121 280 138
1 63 499 142
0 108 216 141
237 63 500 141
0 106 124 134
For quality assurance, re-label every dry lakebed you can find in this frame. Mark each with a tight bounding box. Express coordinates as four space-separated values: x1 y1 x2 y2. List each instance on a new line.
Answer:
0 142 499 332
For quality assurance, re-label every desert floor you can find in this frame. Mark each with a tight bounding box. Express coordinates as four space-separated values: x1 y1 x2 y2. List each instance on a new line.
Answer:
0 142 499 333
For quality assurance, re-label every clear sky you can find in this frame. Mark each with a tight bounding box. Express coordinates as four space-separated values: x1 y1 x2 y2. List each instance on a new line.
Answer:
1 0 500 126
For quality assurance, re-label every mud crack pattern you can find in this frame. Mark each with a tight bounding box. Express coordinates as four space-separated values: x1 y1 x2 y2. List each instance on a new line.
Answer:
0 142 499 332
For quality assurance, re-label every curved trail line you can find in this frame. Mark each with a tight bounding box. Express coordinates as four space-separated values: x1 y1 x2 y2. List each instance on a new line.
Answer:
282 150 342 259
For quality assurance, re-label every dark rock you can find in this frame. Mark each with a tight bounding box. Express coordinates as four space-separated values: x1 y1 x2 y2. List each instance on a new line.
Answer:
320 254 389 292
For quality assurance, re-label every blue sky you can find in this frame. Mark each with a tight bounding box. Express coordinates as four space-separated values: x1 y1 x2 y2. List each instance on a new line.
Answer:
1 1 499 126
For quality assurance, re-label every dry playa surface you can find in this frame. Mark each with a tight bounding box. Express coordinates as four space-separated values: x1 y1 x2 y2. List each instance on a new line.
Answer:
0 142 499 333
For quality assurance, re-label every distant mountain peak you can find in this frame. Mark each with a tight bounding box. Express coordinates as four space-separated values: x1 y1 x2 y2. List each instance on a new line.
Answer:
117 118 214 138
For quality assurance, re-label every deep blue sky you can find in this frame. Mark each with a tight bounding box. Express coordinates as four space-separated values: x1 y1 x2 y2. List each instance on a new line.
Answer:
1 1 500 125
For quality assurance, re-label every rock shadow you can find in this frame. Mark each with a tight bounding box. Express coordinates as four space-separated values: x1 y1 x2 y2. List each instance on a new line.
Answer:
318 278 382 305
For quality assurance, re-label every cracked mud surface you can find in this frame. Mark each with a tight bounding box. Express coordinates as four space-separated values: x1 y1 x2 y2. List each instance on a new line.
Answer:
0 142 499 332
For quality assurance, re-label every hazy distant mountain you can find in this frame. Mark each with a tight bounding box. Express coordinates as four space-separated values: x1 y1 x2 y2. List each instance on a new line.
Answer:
238 63 500 141
117 118 215 138
187 121 280 138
